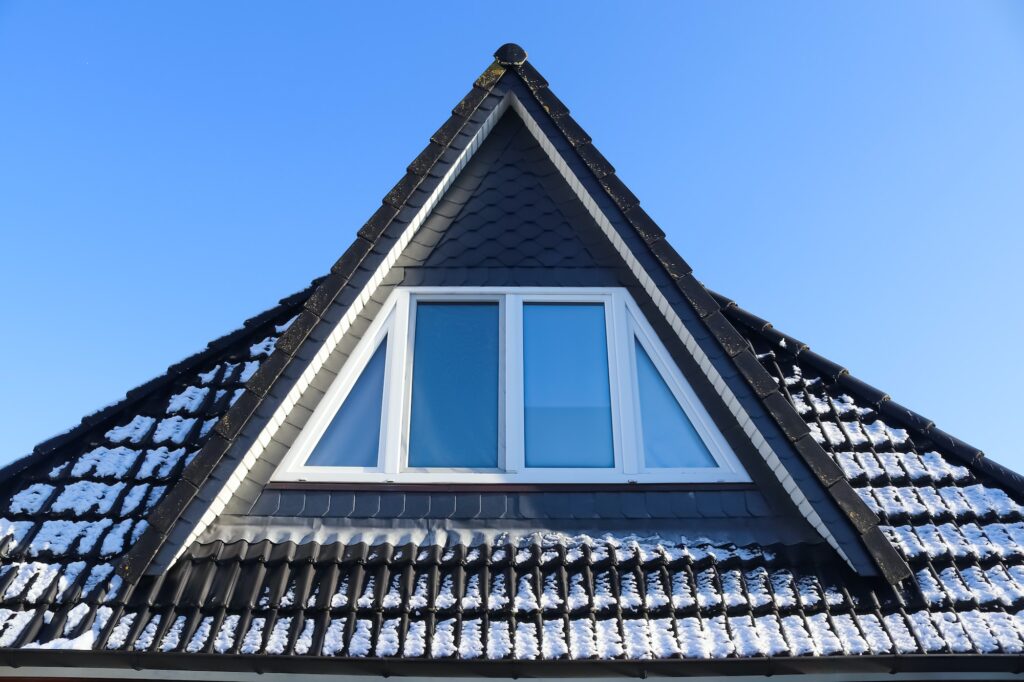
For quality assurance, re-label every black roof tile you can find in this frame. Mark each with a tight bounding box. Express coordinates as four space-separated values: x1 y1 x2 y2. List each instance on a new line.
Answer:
430 113 471 147
0 43 1017 669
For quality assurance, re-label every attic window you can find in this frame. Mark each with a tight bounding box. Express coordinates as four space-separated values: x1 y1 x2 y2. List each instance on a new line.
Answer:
273 288 748 484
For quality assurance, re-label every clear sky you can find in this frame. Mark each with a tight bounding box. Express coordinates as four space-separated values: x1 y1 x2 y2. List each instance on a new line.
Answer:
1 2 1022 472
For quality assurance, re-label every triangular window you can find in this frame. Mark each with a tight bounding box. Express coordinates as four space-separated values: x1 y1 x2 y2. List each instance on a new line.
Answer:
633 338 716 469
304 340 387 468
274 288 748 483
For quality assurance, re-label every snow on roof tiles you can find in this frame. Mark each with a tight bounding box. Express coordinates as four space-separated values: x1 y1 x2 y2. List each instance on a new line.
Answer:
0 43 1020 675
0 299 301 650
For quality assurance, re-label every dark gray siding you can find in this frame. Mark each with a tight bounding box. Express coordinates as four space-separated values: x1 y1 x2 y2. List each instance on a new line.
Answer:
213 93 843 553
250 489 772 520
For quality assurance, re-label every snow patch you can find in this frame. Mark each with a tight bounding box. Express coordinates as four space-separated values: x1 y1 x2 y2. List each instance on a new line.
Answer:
52 481 125 515
265 617 292 655
160 616 186 652
460 618 484 658
250 337 277 357
293 618 315 655
137 447 186 479
152 416 196 445
186 616 213 653
133 614 161 651
375 618 400 657
433 618 456 658
105 416 155 444
10 483 55 514
105 613 137 650
240 617 265 654
321 618 347 656
167 386 209 414
348 619 373 657
514 621 539 660
213 614 240 653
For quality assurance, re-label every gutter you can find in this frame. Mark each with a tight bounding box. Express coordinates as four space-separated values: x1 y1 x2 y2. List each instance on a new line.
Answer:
0 650 1022 680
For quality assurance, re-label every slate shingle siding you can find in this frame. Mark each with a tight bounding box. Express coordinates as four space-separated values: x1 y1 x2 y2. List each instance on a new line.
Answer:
232 111 811 539
416 112 618 274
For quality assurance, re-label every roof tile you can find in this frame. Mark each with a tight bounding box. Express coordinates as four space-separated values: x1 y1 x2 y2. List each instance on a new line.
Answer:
1 45 1017 669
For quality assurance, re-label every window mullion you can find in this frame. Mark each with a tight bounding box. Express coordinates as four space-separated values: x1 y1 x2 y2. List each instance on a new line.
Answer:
504 294 525 474
612 293 641 476
381 291 412 477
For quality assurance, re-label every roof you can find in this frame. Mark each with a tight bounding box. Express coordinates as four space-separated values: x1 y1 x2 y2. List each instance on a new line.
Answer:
0 43 1021 677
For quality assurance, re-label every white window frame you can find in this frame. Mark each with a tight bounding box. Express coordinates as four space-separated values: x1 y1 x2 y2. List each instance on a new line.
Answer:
272 287 750 484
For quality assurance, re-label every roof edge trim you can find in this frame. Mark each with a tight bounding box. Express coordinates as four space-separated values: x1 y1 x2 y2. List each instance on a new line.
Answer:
502 95 858 572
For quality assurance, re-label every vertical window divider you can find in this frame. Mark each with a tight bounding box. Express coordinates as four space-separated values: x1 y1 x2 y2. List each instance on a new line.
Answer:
610 292 641 476
504 294 525 473
381 290 412 477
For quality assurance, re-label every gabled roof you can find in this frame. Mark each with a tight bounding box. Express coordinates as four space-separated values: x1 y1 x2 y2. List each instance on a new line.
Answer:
0 44 1022 675
122 42 893 585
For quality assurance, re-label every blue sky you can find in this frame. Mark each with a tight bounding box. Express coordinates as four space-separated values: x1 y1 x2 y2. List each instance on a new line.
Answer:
1 2 1022 471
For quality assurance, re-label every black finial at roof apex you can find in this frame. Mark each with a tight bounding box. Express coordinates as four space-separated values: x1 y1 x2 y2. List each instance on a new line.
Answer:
494 43 528 66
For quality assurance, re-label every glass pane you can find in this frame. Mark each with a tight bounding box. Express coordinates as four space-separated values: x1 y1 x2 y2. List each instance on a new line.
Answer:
635 339 717 468
306 340 387 467
408 303 500 468
524 303 614 468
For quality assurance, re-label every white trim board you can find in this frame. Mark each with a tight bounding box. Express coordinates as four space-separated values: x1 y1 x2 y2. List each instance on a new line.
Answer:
161 89 853 571
270 287 750 485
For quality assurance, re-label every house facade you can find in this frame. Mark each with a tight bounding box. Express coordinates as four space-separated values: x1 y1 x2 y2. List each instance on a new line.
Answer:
1 44 1023 680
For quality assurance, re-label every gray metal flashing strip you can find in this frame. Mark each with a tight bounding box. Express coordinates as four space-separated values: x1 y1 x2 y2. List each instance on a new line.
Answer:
197 514 820 549
0 650 1022 680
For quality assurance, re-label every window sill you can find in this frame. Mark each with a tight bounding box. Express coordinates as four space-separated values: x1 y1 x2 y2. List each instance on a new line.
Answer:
264 481 758 493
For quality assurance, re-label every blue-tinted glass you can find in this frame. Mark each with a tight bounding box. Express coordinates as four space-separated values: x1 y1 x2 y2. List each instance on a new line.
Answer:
408 303 499 468
635 340 717 468
306 340 387 467
524 303 614 468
